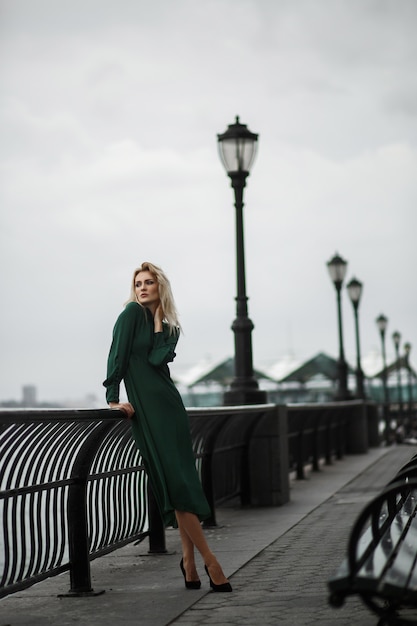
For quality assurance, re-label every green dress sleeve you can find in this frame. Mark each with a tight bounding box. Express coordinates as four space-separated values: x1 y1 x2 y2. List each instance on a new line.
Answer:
103 302 141 403
148 326 179 367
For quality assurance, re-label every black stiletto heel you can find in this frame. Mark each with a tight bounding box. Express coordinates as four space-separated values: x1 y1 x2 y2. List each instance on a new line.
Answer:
180 558 201 590
204 565 232 592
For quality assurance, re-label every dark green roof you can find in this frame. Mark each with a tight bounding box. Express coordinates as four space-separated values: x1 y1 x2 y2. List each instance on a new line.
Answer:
279 352 354 384
372 356 417 379
189 357 276 387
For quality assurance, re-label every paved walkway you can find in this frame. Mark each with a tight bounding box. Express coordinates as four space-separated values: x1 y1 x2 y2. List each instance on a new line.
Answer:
1 444 416 626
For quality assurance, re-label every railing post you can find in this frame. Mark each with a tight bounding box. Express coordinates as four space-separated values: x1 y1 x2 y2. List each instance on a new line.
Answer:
201 449 217 527
60 421 114 597
297 429 305 480
147 482 167 554
345 401 369 454
248 406 290 506
366 402 381 447
324 411 333 465
312 411 321 472
336 408 346 459
64 478 103 596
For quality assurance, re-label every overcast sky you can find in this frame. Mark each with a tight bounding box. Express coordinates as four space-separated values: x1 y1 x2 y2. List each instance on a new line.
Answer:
1 0 416 404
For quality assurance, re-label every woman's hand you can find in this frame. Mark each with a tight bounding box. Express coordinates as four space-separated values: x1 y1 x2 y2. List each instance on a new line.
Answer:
109 402 135 419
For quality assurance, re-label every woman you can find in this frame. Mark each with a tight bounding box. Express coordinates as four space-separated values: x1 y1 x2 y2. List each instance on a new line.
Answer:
103 262 232 592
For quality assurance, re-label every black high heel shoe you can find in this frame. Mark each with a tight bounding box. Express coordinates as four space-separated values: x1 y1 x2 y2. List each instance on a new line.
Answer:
180 558 201 590
204 565 232 592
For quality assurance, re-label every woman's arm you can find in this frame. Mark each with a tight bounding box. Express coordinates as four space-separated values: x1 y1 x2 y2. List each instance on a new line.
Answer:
103 303 140 404
148 304 179 367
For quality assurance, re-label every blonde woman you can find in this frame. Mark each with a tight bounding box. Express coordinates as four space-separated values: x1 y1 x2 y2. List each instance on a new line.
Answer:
104 262 232 592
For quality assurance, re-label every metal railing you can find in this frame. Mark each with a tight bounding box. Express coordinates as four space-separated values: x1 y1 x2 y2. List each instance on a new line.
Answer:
0 409 165 599
286 400 379 479
0 400 378 599
188 404 281 525
286 402 347 479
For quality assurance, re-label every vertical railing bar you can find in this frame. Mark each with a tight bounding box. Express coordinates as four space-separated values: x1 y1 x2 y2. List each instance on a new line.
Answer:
19 493 31 581
127 468 136 536
49 487 61 568
129 471 138 536
8 493 21 584
113 474 122 544
31 490 44 577
297 429 305 479
0 498 11 587
102 476 112 549
40 489 53 573
312 410 320 472
87 479 97 553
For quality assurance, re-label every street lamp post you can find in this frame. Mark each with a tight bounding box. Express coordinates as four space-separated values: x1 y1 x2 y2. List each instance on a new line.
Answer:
376 314 390 442
326 253 350 400
346 277 365 399
404 342 413 424
392 331 403 418
217 116 267 406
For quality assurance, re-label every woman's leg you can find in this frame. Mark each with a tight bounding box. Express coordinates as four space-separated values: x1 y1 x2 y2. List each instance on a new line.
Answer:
175 510 229 586
176 513 200 582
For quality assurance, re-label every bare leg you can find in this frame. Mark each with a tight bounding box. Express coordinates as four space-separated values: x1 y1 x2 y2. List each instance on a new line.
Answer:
176 513 200 582
175 510 229 586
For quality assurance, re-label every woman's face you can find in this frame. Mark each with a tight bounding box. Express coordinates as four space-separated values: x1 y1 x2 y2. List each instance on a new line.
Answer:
135 271 160 309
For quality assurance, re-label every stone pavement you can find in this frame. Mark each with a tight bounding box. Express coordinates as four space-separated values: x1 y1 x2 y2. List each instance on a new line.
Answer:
1 444 416 626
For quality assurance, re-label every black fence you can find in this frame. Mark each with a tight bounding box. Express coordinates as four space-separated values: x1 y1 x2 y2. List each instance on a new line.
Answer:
286 400 380 479
0 409 165 599
188 404 289 525
0 401 379 599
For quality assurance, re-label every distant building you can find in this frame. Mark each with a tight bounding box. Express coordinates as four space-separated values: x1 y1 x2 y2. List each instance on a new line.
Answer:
22 385 37 407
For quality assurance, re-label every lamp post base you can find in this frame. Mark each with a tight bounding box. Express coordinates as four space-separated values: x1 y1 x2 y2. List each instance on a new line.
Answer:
224 386 268 406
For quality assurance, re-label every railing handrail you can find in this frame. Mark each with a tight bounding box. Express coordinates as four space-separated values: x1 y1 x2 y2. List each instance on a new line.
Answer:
286 399 368 409
0 408 125 421
187 403 276 415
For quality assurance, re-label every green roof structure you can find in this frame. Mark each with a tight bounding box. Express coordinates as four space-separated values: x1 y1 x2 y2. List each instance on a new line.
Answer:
188 357 276 388
279 352 354 384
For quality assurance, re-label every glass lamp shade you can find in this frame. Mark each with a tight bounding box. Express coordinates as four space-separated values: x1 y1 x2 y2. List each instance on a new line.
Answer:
376 314 388 333
392 331 401 349
217 116 258 174
404 342 411 356
326 253 348 285
347 277 363 305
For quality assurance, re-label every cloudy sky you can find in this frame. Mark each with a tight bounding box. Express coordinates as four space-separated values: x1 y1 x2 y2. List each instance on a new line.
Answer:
1 0 416 404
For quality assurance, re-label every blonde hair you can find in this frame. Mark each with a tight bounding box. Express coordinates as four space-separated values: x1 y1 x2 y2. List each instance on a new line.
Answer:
126 262 181 334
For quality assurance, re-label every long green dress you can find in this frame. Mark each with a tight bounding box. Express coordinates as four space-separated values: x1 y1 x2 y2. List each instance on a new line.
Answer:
103 301 211 527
